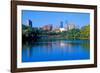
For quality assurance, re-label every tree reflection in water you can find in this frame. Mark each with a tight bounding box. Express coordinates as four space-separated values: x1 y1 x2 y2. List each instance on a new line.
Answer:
22 40 90 62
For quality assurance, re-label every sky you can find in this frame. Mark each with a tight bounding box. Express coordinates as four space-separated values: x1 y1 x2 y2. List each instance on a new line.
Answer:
22 10 90 28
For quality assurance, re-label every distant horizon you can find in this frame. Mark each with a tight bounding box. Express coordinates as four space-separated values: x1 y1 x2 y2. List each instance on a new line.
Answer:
22 10 90 28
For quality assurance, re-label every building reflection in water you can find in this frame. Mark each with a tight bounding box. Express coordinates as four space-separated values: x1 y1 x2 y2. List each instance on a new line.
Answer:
22 40 90 62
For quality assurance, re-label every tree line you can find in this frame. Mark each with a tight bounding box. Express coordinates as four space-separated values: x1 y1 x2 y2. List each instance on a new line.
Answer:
22 24 90 42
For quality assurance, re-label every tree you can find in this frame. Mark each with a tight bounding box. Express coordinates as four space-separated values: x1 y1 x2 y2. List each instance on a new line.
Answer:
65 29 80 40
80 25 90 39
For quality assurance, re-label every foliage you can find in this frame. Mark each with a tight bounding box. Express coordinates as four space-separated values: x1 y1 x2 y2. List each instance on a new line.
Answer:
65 29 80 40
22 24 90 41
80 25 90 39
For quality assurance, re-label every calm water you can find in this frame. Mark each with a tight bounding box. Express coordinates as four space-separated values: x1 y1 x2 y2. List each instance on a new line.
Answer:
22 40 90 62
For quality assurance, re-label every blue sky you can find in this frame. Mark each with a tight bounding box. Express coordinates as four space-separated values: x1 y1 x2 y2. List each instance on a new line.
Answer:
22 10 90 28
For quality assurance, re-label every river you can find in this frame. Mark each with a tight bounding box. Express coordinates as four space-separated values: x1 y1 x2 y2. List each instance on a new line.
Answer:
22 40 90 62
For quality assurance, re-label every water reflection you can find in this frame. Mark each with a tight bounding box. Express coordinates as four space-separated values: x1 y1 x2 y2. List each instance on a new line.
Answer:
22 40 90 62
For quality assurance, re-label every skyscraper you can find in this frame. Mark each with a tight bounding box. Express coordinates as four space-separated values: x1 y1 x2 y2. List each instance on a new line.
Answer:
59 21 65 32
60 21 63 28
26 19 32 28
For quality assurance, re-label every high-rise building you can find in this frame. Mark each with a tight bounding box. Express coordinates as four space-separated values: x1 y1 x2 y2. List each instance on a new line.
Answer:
59 21 65 32
60 21 63 28
26 19 32 28
67 23 76 30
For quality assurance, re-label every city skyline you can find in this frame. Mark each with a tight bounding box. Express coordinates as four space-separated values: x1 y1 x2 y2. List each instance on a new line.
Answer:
22 10 90 28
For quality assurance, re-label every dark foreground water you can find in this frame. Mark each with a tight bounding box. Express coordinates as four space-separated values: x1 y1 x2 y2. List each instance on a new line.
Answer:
22 40 90 62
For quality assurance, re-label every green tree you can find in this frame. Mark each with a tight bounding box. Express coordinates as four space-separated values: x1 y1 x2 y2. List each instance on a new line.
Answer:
80 25 90 39
65 29 80 40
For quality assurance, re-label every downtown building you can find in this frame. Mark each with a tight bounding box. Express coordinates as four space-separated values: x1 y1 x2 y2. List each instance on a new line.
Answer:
42 24 53 31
